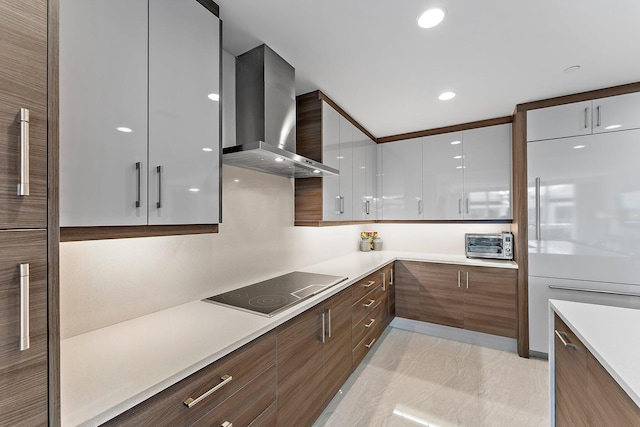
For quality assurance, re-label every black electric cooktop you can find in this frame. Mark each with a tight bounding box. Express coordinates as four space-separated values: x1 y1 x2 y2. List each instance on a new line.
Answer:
204 271 348 317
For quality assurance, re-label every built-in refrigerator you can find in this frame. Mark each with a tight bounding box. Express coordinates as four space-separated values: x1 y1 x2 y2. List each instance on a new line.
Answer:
527 128 640 355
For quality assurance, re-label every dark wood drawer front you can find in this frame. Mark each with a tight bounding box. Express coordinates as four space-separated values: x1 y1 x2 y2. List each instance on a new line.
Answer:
352 285 385 325
192 364 276 427
352 327 378 369
352 301 384 349
248 400 276 427
395 261 420 320
352 271 383 304
103 331 276 426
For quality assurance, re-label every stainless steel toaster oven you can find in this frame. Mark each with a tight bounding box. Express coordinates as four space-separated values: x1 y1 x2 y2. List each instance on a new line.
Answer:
465 232 513 260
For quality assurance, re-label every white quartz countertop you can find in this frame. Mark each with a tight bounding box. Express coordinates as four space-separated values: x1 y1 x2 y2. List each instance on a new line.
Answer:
550 300 640 407
61 251 516 426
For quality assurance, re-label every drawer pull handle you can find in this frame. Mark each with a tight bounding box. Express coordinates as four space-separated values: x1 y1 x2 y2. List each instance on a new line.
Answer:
365 338 376 349
364 318 375 328
18 108 30 196
364 280 375 288
221 422 233 427
381 272 386 291
20 264 30 351
554 330 576 349
363 299 375 308
183 374 232 408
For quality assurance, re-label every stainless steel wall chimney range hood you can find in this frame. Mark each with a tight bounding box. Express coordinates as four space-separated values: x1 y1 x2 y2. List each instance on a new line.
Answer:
222 44 338 178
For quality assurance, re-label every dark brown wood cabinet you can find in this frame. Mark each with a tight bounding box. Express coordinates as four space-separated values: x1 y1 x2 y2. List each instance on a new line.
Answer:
395 260 517 338
103 331 276 427
0 0 57 425
323 288 353 406
554 314 640 426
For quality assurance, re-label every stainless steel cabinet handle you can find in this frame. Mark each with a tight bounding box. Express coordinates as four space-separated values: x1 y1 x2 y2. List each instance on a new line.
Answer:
321 312 326 343
135 162 141 208
554 330 576 349
364 280 375 288
381 272 386 291
327 309 332 338
18 108 30 196
221 422 233 427
365 337 376 349
335 196 341 214
465 198 469 215
184 374 232 408
363 299 375 308
596 105 601 127
364 318 375 328
389 268 394 286
584 107 589 129
457 270 461 288
535 177 541 241
156 166 163 209
340 196 345 214
20 264 30 351
458 198 462 215
466 271 469 289
417 199 423 215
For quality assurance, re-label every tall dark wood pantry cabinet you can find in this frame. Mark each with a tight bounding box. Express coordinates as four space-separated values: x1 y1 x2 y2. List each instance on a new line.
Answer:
0 0 59 425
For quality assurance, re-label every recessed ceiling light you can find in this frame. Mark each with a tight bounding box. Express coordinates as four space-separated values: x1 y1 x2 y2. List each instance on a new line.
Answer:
202 147 213 152
207 93 219 101
573 145 586 149
274 157 284 162
337 156 344 159
233 179 240 182
417 7 446 29
563 65 581 73
439 91 456 101
188 188 200 192
117 127 132 133
450 140 461 145
605 124 621 130
456 165 465 169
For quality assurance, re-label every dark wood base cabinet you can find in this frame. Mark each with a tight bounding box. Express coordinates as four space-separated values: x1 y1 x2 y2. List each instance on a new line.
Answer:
395 261 517 338
103 263 396 427
554 315 640 427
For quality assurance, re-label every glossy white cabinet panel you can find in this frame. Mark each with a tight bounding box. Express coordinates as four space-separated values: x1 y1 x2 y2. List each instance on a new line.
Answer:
592 91 640 134
352 128 367 220
60 0 148 226
337 117 354 220
365 137 378 220
422 132 464 219
528 276 640 354
322 102 341 220
463 124 512 219
527 101 592 142
381 138 423 220
148 0 221 225
527 130 640 285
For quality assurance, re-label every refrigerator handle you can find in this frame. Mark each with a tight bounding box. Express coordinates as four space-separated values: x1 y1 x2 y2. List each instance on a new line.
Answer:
535 177 541 241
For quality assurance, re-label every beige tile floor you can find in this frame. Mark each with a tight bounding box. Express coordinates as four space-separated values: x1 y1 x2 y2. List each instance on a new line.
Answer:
314 328 549 427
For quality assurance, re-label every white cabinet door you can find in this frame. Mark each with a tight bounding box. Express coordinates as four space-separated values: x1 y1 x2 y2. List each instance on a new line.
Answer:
60 0 148 226
365 137 378 220
381 138 423 220
352 128 367 220
527 101 592 142
322 102 341 220
422 132 464 219
337 118 354 220
592 92 640 134
463 124 512 219
148 0 221 225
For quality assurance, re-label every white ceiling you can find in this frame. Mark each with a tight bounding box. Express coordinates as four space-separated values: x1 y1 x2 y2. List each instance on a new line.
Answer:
217 0 640 138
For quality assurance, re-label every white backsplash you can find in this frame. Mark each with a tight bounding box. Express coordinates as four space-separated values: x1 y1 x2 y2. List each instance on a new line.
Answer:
60 165 510 338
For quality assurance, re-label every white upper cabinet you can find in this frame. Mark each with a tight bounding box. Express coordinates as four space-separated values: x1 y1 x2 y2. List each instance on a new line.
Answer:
353 129 377 220
527 92 640 142
592 92 640 134
60 0 149 226
462 124 512 219
148 0 220 225
422 132 464 219
380 138 423 220
322 102 342 221
338 118 354 220
60 0 221 227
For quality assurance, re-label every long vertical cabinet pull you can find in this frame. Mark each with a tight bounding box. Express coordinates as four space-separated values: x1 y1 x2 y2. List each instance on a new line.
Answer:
535 177 541 240
584 107 589 129
321 312 326 343
596 105 601 127
457 271 461 288
389 268 393 286
326 309 332 338
135 162 142 208
156 166 163 209
417 199 423 215
465 198 469 215
381 272 386 291
458 198 462 216
465 271 469 289
19 263 30 351
340 196 345 214
18 108 30 196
